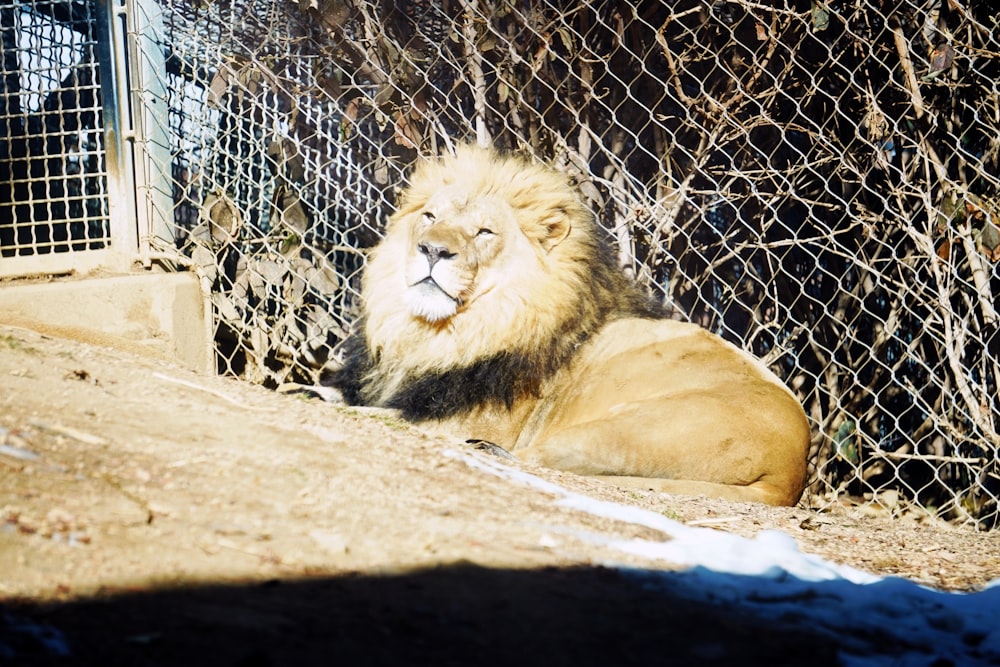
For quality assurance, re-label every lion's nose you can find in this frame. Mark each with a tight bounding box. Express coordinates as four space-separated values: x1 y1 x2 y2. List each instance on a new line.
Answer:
418 242 456 267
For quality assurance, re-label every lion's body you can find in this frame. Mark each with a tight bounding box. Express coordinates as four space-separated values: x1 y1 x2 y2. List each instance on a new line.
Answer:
330 146 810 506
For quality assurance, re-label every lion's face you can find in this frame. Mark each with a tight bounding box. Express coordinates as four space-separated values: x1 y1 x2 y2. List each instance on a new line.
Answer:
360 146 591 384
402 189 524 323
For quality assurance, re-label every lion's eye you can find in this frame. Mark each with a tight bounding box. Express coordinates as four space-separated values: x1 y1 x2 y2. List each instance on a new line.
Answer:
422 211 436 225
476 228 494 237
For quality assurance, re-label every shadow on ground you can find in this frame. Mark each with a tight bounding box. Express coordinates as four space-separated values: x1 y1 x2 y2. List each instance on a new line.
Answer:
2 564 840 666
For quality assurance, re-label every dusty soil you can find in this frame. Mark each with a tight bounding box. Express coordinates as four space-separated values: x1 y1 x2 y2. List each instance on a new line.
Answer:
1 324 998 665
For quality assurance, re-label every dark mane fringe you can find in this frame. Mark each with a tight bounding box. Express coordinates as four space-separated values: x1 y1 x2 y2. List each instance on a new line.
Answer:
586 230 665 321
387 344 578 421
323 302 597 422
325 240 665 421
323 326 375 407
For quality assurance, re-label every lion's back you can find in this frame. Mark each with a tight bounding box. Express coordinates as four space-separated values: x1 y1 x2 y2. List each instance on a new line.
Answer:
521 317 810 468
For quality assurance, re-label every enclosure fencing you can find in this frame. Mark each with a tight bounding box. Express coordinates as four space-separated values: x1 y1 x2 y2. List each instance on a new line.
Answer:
0 0 137 278
4 0 999 528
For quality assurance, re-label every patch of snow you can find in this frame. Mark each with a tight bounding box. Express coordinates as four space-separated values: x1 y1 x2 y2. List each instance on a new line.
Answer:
457 449 1000 665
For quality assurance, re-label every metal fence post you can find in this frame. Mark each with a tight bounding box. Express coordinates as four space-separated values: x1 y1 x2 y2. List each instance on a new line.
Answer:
127 0 174 265
95 0 138 270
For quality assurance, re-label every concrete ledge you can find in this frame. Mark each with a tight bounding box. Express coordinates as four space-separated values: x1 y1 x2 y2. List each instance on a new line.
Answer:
0 272 212 373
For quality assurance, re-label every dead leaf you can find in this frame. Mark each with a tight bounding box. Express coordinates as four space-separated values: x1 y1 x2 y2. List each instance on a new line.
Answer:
341 98 360 139
206 66 232 109
978 222 1000 262
394 110 420 149
811 1 829 32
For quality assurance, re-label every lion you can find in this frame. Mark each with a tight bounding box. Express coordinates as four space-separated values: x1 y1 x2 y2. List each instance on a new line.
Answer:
328 145 810 506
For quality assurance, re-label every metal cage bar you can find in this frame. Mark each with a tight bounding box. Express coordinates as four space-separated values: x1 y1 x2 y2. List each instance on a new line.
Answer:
0 0 138 278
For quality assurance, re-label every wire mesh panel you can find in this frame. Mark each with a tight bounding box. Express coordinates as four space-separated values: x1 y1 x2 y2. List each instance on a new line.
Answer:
144 0 1000 528
0 0 117 273
153 0 389 383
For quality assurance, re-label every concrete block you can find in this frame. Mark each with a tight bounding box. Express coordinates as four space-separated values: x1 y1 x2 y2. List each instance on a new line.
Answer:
0 272 212 373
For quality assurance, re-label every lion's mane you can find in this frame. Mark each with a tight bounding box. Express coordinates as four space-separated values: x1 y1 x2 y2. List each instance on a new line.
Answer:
331 146 661 420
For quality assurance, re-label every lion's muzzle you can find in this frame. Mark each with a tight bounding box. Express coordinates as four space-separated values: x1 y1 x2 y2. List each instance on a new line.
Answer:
405 235 470 323
417 241 456 268
406 275 461 323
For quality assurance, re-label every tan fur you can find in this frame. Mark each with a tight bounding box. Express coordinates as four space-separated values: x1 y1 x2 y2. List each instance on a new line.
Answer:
352 146 810 506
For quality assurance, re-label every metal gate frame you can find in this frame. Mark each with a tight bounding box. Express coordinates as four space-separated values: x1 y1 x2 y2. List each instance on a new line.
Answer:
0 0 171 279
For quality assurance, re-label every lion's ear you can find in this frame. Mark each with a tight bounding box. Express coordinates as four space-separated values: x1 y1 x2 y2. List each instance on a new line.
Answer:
539 213 572 253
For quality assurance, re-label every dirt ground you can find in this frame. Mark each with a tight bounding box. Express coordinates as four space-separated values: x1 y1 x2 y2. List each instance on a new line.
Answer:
1 323 999 665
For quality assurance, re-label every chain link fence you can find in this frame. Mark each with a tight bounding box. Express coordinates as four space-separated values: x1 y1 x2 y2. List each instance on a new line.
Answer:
139 0 1000 527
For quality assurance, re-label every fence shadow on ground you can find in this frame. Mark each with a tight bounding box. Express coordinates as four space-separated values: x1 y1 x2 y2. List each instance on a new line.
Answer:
2 563 840 667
